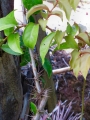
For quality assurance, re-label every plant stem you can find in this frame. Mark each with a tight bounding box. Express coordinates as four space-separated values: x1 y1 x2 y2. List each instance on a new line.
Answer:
29 49 41 93
80 78 86 120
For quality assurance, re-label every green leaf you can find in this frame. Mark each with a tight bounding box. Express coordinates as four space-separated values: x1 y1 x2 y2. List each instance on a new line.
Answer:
80 53 90 79
38 19 47 31
76 32 90 46
1 43 21 55
60 35 78 49
28 15 35 23
40 10 48 19
54 30 65 49
70 50 80 77
58 0 72 20
22 0 42 10
8 33 23 54
40 32 56 64
20 47 30 66
26 4 50 20
23 22 39 49
66 23 79 36
43 58 52 78
20 35 30 66
0 11 18 31
30 102 37 115
69 0 80 10
4 27 14 36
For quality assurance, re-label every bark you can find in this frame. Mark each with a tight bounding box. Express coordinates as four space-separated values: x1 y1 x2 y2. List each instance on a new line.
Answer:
34 14 57 112
0 0 23 120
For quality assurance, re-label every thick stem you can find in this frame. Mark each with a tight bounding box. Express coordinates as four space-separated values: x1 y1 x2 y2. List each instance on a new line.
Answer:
80 79 86 120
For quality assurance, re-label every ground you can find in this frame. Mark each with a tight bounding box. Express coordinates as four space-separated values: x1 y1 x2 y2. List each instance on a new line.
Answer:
51 50 90 120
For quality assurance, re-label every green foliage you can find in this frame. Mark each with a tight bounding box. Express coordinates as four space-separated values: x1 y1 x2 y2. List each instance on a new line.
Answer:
20 36 30 66
66 22 79 36
26 4 49 20
69 0 80 10
60 35 78 49
38 19 47 31
58 0 72 20
40 32 56 64
8 33 23 54
20 47 30 66
0 0 88 118
70 50 80 77
4 27 14 36
76 32 90 46
30 102 37 115
22 0 42 10
1 44 21 55
70 49 90 79
23 22 39 49
43 58 52 78
0 11 18 31
40 10 48 19
54 30 65 49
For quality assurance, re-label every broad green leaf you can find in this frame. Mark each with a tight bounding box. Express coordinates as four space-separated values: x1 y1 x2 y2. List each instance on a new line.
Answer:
58 0 72 20
43 58 52 77
8 33 23 54
40 32 56 64
76 32 90 45
0 11 18 31
60 35 78 49
22 0 42 10
66 23 72 35
80 53 90 79
26 4 50 20
1 43 21 55
4 27 14 36
30 102 37 115
54 30 65 49
66 22 79 36
38 19 47 31
69 0 80 10
23 22 39 49
70 50 80 77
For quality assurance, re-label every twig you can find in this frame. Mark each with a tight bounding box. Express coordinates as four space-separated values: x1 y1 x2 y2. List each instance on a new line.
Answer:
62 58 69 67
52 67 71 74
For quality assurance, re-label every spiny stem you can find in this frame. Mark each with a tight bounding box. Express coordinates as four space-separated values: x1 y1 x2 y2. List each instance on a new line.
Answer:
29 49 41 93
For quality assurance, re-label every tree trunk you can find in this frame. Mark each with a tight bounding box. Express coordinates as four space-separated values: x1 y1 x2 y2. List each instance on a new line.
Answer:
34 14 57 112
0 0 23 120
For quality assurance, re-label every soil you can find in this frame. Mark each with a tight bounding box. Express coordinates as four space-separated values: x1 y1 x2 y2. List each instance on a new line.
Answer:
51 50 90 120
